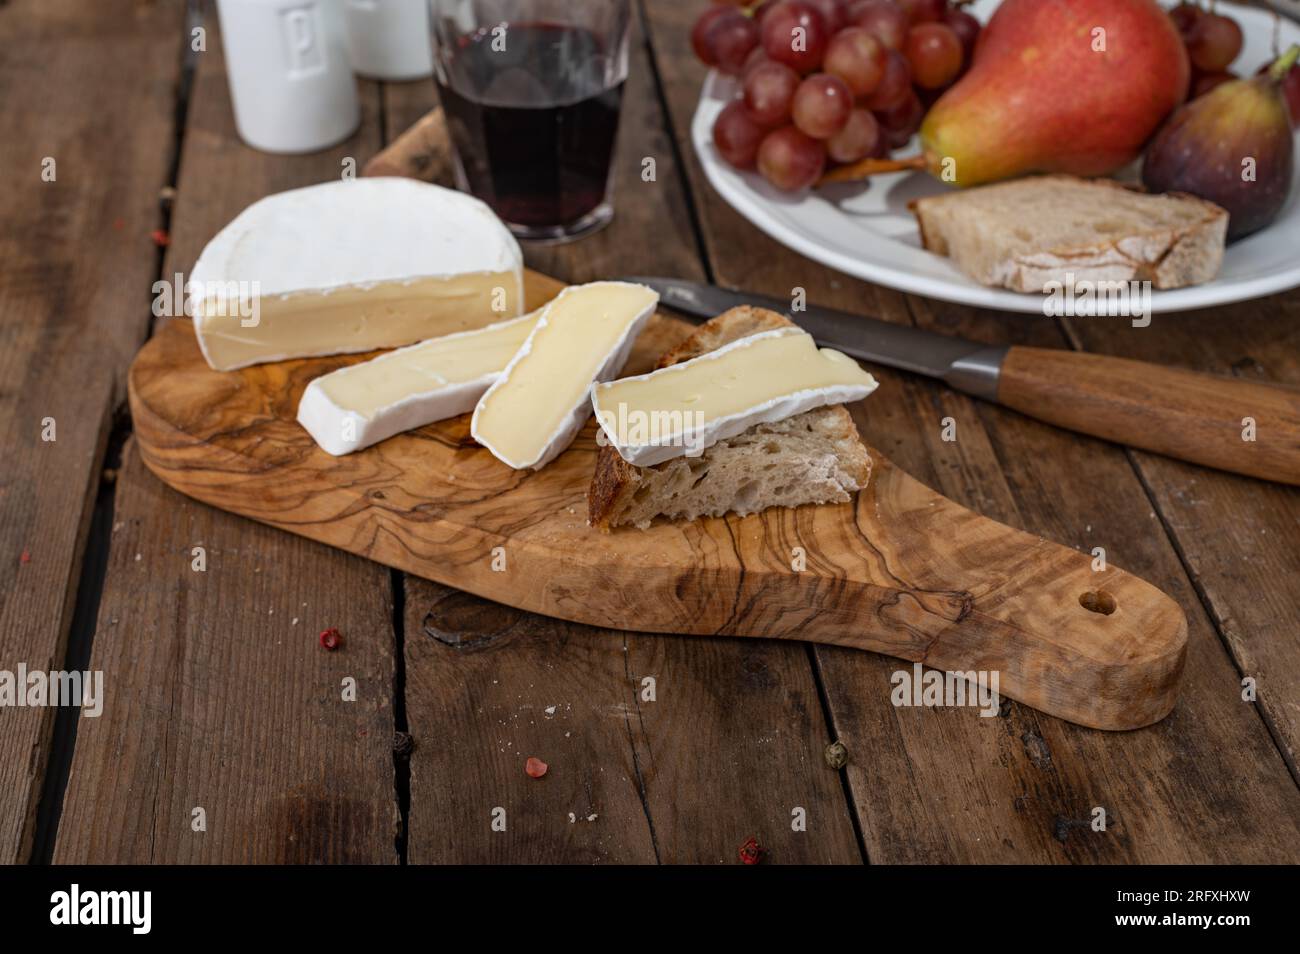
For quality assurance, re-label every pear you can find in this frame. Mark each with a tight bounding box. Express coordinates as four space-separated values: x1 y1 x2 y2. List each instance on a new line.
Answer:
1143 46 1298 241
917 0 1189 188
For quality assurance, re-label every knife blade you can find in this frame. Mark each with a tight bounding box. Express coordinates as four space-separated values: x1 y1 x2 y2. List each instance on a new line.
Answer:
622 276 1007 402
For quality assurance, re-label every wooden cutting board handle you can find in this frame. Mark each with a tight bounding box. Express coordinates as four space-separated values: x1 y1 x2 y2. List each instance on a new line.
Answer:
998 346 1300 485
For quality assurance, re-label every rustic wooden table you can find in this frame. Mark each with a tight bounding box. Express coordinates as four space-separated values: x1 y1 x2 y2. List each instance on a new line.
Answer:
3 0 1299 865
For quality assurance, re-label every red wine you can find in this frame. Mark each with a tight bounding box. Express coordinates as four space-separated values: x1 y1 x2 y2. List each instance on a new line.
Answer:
436 23 625 232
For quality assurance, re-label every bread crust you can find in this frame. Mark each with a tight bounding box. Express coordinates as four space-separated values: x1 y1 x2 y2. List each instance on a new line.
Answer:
588 306 870 530
911 174 1228 292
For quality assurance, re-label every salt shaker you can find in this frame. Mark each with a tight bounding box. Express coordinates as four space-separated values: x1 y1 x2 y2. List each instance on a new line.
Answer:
342 0 433 80
215 0 361 154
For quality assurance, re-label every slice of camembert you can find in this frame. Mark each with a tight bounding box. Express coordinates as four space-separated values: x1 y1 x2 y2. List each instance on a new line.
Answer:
591 328 879 467
471 282 659 470
189 178 523 371
297 311 540 456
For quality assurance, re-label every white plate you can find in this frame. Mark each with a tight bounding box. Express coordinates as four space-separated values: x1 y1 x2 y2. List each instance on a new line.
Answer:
691 0 1300 314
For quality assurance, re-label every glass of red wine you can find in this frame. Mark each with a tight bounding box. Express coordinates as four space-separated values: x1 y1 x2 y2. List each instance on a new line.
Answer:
430 0 632 242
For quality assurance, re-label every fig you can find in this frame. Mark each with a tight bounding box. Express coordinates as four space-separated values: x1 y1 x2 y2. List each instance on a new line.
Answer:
1143 45 1299 241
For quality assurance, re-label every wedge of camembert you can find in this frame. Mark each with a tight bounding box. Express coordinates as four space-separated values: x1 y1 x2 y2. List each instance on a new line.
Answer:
471 282 659 470
590 328 878 467
189 178 524 370
297 311 540 456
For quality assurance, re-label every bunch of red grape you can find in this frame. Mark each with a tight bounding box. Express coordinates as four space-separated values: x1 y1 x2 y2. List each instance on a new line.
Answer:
1170 2 1245 97
695 0 982 191
1169 2 1299 123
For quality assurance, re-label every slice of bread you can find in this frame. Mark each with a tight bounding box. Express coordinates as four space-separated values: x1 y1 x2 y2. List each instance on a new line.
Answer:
911 174 1228 292
588 306 872 531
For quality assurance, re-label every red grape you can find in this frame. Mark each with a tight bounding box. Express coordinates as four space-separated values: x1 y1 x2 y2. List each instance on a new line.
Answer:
942 7 980 61
805 0 848 33
751 0 779 25
904 22 963 89
791 72 853 138
826 108 884 163
761 1 831 74
691 6 736 65
897 0 944 25
862 48 912 110
1168 3 1202 37
823 26 887 96
876 88 924 148
847 0 909 51
712 14 761 75
756 125 827 190
713 100 767 168
1185 13 1243 73
741 44 769 78
744 59 801 126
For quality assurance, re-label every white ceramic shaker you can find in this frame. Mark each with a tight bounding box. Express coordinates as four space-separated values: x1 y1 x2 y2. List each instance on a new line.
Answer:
215 0 361 153
342 0 434 80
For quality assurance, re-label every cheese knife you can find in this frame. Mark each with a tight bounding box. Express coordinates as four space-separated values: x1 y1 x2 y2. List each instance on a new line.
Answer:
623 276 1300 487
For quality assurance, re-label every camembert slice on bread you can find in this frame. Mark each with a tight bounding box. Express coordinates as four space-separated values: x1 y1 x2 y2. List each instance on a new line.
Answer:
591 326 877 468
588 307 874 531
911 175 1228 292
190 178 524 370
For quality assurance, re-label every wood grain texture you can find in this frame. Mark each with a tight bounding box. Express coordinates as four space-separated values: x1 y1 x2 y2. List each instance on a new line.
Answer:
1066 299 1300 779
644 0 1300 861
0 0 184 863
53 5 400 863
54 444 400 863
405 581 861 863
128 267 1187 731
385 29 863 864
998 346 1300 485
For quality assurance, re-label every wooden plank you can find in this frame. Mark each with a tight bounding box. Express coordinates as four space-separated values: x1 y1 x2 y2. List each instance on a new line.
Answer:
386 18 862 863
1067 303 1300 776
644 0 1300 862
0 0 184 863
53 6 399 863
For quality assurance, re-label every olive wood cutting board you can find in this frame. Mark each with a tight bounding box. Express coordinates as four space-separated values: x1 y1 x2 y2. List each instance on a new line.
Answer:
129 270 1187 730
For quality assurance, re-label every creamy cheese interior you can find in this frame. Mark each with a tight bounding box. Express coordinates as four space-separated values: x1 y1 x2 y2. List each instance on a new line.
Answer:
473 283 658 467
196 271 520 371
314 311 539 419
593 331 877 446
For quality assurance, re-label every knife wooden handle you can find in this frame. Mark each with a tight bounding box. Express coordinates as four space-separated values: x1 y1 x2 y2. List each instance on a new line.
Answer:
996 346 1300 486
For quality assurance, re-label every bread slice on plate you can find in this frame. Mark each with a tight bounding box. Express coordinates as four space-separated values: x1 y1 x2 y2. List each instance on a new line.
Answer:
911 174 1228 292
588 306 872 531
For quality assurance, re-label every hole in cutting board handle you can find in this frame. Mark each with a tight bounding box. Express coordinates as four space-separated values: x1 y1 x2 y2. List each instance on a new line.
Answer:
1079 590 1118 615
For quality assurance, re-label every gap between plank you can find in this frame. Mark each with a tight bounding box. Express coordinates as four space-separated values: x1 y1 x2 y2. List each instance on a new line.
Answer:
634 0 715 286
27 0 202 864
28 407 129 863
389 569 410 864
806 645 871 864
620 633 662 863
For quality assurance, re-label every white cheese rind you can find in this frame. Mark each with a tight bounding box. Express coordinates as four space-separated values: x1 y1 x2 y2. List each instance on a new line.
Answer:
190 178 524 370
590 329 879 467
471 282 659 471
296 312 538 456
299 373 493 457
